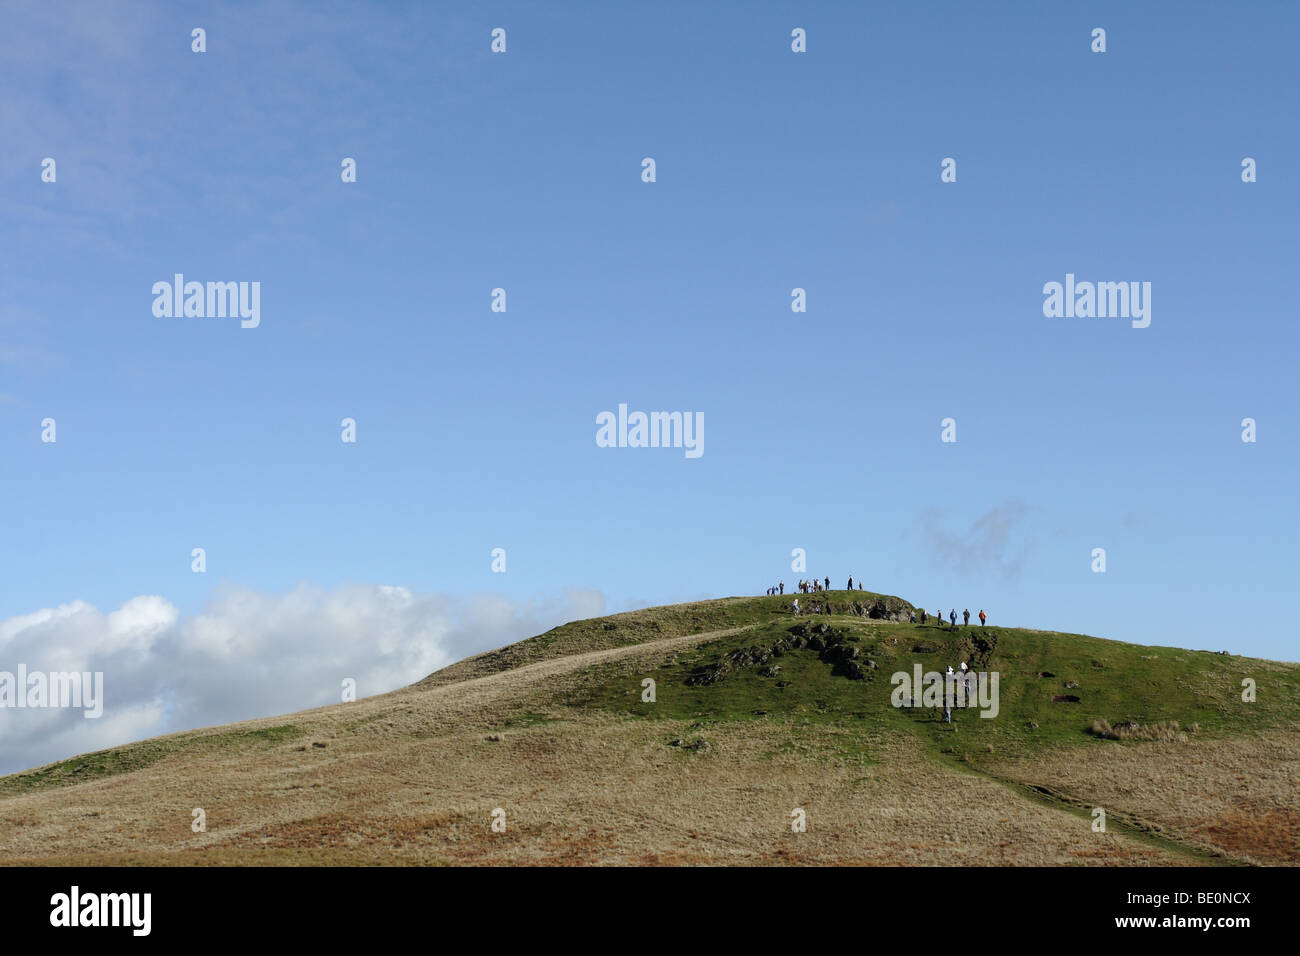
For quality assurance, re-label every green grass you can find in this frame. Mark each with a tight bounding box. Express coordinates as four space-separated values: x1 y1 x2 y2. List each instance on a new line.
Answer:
560 606 1300 766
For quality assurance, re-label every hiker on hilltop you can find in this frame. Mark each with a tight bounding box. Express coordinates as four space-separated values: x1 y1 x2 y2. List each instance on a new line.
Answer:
858 582 863 591
963 609 970 626
979 609 986 626
847 576 853 591
920 609 928 625
779 582 784 595
950 609 957 627
937 609 943 626
824 575 830 591
792 598 800 614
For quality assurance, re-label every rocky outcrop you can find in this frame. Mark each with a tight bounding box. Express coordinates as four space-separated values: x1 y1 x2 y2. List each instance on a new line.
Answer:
800 595 917 622
686 622 876 686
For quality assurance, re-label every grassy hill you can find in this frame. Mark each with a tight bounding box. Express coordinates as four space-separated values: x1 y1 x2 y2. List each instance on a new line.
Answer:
2 592 1297 865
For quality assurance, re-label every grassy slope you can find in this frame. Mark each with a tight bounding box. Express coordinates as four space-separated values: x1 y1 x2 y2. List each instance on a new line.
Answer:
546 599 1299 863
8 591 1297 793
561 603 1298 838
561 608 1298 759
2 592 1296 864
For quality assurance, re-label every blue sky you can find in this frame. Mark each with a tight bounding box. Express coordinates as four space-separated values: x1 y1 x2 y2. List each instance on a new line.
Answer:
1 0 1297 769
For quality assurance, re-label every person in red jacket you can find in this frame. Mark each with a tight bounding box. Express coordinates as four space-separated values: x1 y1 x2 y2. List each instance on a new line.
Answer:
979 609 987 626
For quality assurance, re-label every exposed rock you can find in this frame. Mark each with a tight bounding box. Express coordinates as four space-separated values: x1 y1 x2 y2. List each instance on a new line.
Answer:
690 623 876 686
685 664 732 687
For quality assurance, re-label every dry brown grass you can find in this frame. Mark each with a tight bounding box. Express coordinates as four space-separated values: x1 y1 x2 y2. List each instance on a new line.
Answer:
0 624 1252 866
991 733 1300 864
1089 718 1198 742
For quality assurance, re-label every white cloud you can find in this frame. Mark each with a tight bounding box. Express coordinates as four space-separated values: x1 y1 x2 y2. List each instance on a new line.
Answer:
0 583 606 775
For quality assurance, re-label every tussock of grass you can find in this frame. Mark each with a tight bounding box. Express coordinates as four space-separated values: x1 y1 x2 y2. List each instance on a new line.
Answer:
1090 718 1199 742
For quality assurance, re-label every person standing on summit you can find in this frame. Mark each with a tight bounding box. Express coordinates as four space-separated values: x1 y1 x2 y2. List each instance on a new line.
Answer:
824 576 830 591
950 609 957 627
963 609 970 627
979 609 986 626
847 576 853 591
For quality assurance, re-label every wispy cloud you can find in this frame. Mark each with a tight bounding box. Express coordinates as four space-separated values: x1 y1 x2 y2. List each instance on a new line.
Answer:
916 501 1033 581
